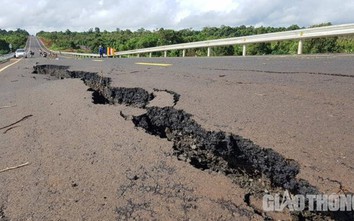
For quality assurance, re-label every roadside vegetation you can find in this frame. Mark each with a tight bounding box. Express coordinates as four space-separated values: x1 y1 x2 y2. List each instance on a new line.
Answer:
35 22 354 56
0 29 29 54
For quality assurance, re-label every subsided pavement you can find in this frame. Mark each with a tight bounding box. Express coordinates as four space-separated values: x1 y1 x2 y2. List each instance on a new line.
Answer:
0 52 354 220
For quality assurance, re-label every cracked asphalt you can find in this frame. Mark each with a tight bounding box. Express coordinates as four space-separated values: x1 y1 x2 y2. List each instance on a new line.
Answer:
0 36 353 220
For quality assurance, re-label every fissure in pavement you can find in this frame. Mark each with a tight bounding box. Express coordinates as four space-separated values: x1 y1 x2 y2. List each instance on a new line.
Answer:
32 64 353 221
33 64 153 108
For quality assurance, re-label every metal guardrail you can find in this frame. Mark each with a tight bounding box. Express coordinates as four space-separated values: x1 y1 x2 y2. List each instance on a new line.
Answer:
58 51 101 58
40 23 354 58
46 50 101 58
0 38 30 62
115 23 354 57
35 37 101 58
0 53 15 62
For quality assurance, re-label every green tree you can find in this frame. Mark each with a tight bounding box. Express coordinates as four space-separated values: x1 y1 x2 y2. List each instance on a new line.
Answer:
0 39 9 54
0 28 29 54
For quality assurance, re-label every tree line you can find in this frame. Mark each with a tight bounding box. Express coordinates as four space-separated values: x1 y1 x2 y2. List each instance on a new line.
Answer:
0 29 29 54
35 23 354 56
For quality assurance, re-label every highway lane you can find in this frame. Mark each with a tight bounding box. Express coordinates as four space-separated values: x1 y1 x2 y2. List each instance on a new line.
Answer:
27 35 50 57
60 54 354 187
0 36 353 220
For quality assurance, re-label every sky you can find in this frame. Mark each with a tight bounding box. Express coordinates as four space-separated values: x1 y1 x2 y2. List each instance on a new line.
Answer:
1 0 354 34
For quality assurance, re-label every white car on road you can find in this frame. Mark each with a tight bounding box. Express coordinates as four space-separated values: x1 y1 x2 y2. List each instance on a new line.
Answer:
15 49 27 58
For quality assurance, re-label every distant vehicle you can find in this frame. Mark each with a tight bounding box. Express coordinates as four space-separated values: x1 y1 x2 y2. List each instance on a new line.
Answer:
14 49 27 58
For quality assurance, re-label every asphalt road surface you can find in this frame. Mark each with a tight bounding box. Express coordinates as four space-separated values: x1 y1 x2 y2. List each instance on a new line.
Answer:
0 36 353 220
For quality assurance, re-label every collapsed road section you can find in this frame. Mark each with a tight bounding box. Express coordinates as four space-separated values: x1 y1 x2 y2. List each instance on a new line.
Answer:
133 107 304 191
32 64 353 220
33 64 154 108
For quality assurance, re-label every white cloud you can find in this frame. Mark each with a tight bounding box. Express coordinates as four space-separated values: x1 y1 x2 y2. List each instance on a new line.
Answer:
0 0 354 34
176 0 239 13
174 0 239 24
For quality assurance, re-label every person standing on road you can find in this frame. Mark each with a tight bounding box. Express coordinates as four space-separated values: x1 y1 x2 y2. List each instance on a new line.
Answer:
99 45 104 58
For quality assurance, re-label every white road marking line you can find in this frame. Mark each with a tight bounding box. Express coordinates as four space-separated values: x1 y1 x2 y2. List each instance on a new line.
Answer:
0 59 22 73
135 62 172 67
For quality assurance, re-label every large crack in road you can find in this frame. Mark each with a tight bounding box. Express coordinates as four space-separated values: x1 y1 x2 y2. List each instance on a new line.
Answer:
32 64 353 220
33 64 154 108
132 107 301 190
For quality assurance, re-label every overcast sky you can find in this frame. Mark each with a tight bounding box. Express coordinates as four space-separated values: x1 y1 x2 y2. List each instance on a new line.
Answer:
1 0 354 34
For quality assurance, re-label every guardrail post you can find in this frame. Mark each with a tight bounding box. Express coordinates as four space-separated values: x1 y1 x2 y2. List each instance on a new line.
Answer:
164 51 167 57
137 54 140 58
207 47 211 57
149 52 152 58
242 45 247 56
297 39 303 55
182 49 186 57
